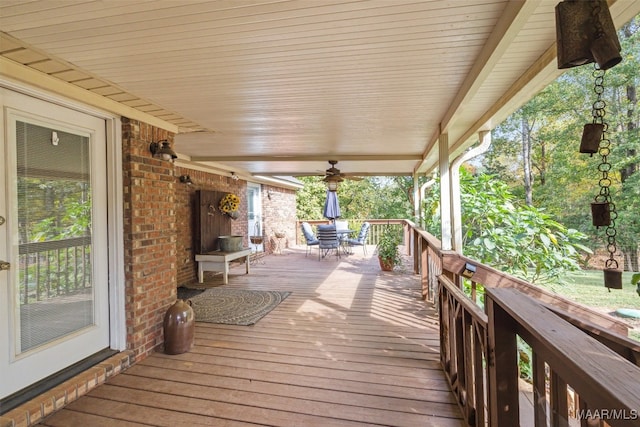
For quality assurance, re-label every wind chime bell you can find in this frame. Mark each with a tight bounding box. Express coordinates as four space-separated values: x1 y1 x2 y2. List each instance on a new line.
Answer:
555 0 622 70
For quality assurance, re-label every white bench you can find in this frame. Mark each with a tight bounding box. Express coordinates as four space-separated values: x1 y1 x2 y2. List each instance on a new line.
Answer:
195 248 252 284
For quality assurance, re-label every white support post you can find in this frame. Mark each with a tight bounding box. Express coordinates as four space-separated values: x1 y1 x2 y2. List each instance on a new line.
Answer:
450 162 463 253
439 133 452 251
451 130 491 253
413 171 420 225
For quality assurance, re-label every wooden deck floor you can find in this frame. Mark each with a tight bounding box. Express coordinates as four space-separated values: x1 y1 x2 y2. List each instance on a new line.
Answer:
38 246 464 426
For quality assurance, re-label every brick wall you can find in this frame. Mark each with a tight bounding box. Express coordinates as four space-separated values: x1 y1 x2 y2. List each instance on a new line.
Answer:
122 118 178 361
262 184 297 253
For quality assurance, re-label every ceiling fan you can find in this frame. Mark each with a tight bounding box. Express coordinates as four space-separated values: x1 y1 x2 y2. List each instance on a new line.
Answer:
323 160 363 182
321 160 362 191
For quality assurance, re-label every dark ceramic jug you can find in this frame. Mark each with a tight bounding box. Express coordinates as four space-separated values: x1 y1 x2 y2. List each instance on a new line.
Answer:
163 299 195 354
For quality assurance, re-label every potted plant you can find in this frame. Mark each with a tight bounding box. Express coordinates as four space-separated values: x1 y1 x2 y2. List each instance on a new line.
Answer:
376 225 401 271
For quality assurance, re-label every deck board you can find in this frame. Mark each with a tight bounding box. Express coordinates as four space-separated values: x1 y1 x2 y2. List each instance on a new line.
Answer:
38 247 464 426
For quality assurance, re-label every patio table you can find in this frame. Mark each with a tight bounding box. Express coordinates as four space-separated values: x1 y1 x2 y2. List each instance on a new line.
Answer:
337 229 355 254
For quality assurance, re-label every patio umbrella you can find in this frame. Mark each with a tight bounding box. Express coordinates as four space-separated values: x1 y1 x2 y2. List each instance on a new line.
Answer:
322 190 341 220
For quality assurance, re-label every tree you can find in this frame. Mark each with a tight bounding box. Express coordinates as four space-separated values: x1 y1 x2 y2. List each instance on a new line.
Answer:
423 168 591 284
295 176 328 220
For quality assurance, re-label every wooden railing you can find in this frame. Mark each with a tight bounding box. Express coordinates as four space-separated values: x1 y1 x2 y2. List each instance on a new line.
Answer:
295 219 407 248
403 220 640 427
439 275 488 425
18 237 92 304
487 287 640 426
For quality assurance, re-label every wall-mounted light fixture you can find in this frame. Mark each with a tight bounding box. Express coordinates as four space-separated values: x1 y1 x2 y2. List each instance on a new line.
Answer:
231 172 239 181
179 175 193 185
460 262 477 279
149 140 177 162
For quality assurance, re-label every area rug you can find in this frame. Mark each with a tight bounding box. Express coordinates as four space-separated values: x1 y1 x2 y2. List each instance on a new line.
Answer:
187 288 290 326
177 286 205 300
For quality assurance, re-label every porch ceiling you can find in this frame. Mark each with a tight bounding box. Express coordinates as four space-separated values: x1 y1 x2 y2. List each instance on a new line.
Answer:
1 0 639 179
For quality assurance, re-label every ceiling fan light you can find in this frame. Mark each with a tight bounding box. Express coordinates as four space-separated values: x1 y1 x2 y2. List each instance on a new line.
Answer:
324 174 343 192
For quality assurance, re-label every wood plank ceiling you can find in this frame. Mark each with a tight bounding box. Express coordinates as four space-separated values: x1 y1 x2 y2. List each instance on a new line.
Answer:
1 0 639 179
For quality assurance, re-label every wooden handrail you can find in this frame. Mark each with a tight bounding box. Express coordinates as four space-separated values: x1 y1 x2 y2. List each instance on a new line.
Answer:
440 250 630 335
548 305 640 366
18 236 91 254
486 287 640 426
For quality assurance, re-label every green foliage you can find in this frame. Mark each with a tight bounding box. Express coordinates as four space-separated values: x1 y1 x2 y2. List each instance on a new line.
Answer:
334 178 379 219
517 336 533 382
376 224 402 265
295 177 328 220
423 169 591 284
296 175 417 221
633 273 640 297
18 178 91 242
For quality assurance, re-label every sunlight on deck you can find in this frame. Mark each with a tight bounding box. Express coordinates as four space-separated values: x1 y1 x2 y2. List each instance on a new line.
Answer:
368 267 440 330
296 268 361 317
296 299 348 320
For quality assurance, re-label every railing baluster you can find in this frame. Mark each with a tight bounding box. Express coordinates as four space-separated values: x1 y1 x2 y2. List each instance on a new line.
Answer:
22 254 28 304
550 370 569 427
454 303 465 400
487 296 520 425
533 352 548 427
73 245 78 290
440 287 451 375
473 321 487 426
420 238 429 300
44 251 47 298
463 310 475 422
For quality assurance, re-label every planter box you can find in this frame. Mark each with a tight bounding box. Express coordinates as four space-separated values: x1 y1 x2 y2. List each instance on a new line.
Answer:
218 235 244 252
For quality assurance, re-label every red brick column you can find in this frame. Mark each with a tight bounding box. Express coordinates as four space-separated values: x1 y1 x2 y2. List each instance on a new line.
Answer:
122 118 177 361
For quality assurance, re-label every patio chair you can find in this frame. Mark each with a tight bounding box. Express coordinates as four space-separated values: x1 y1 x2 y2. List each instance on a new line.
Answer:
334 220 349 243
316 224 341 260
300 222 319 256
347 222 371 255
334 220 348 231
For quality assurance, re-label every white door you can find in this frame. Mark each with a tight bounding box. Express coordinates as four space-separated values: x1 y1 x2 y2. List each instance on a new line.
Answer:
247 184 263 252
0 89 110 399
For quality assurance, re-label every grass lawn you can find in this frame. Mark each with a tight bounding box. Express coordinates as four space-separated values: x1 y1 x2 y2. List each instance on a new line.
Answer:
538 270 640 341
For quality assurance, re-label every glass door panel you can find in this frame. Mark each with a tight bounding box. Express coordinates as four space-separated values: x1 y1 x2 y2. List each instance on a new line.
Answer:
16 121 94 353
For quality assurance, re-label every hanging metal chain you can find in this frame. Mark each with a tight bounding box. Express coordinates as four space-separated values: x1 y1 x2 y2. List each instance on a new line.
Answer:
591 66 606 126
591 1 604 39
591 64 619 272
